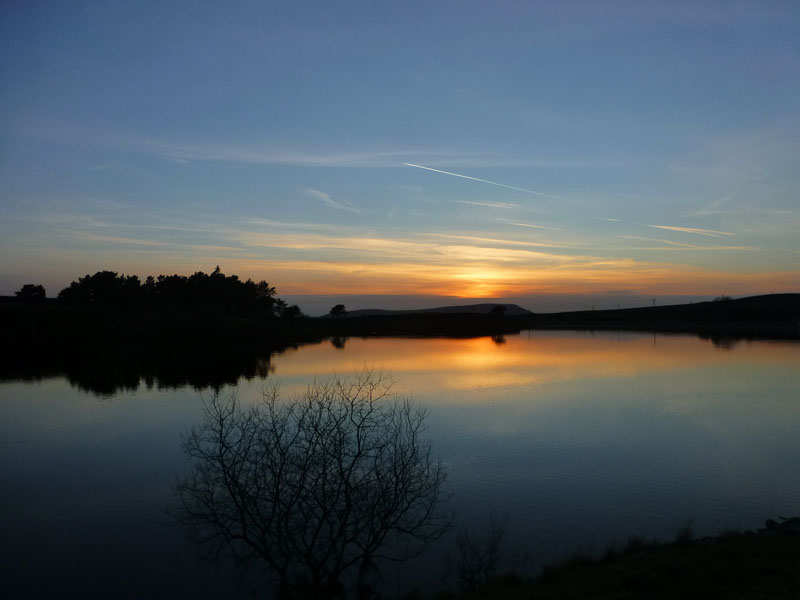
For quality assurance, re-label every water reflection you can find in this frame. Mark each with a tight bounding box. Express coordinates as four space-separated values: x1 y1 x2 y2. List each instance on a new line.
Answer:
0 331 792 397
261 332 800 591
2 331 800 598
172 371 450 599
0 349 283 396
268 333 799 396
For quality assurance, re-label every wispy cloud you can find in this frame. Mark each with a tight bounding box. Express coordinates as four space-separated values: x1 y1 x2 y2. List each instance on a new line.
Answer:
619 235 753 251
669 122 800 209
403 163 566 200
426 233 566 249
157 145 420 168
455 200 518 209
25 121 628 171
72 232 168 247
596 217 619 222
304 189 360 214
30 123 431 167
509 221 564 231
680 195 800 235
681 194 735 218
648 225 734 237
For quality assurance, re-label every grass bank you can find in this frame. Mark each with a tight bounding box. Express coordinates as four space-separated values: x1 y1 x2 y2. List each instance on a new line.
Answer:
431 517 800 599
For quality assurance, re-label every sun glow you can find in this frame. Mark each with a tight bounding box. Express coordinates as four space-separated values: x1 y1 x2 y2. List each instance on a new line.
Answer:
28 215 799 302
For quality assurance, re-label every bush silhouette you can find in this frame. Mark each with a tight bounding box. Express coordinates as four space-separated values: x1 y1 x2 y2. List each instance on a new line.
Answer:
15 283 46 300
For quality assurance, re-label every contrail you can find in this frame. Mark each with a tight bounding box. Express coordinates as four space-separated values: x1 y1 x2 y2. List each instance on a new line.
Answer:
509 221 564 231
403 162 566 200
456 200 518 209
648 224 734 237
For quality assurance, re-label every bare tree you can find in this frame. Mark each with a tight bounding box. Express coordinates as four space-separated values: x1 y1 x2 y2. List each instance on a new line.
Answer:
171 369 449 599
451 516 505 593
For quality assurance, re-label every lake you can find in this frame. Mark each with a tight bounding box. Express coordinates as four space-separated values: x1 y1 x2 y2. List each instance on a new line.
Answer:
2 331 799 598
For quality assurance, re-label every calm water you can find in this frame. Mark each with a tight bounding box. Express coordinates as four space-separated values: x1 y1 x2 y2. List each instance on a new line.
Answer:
2 331 799 597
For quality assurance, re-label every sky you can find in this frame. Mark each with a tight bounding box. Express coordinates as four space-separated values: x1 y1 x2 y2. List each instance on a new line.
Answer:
2 1 799 314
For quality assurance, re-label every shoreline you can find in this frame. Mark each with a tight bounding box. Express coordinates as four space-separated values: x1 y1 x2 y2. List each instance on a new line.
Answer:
2 294 797 394
431 517 800 599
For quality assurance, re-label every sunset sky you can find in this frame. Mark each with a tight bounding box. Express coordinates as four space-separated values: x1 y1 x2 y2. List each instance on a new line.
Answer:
2 1 799 313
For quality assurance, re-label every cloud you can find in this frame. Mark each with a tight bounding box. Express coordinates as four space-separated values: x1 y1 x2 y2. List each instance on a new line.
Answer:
509 221 564 231
403 163 566 200
30 123 429 167
455 200 518 209
71 232 168 247
669 122 800 208
648 225 734 237
304 189 360 214
681 194 735 218
24 121 629 171
618 235 754 251
680 195 800 235
426 233 565 249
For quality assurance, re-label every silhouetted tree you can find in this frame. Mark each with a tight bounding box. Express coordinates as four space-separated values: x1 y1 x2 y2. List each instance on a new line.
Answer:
280 303 303 319
15 283 46 300
490 305 507 317
142 275 157 300
56 267 284 317
329 304 347 318
57 271 141 304
451 517 505 593
171 370 449 599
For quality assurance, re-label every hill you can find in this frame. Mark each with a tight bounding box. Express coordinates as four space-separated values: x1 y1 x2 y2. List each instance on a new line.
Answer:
529 293 800 339
340 303 532 318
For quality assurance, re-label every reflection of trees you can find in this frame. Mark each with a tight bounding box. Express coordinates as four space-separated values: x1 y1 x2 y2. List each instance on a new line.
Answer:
491 334 506 345
700 334 743 351
0 349 281 396
70 352 276 396
331 335 348 349
171 370 450 599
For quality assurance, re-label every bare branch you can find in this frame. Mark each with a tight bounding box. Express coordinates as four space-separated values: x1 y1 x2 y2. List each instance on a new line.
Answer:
169 370 449 599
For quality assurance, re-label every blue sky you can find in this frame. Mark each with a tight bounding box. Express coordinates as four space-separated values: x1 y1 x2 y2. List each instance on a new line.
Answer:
2 1 799 313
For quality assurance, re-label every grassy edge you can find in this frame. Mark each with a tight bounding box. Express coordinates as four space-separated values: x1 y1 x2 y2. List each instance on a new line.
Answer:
412 517 800 599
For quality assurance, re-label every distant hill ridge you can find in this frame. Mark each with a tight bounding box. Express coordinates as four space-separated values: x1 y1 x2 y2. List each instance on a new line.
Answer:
547 293 799 317
337 294 799 319
340 303 532 318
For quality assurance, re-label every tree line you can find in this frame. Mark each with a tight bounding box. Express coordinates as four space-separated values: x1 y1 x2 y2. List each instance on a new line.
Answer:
14 267 302 318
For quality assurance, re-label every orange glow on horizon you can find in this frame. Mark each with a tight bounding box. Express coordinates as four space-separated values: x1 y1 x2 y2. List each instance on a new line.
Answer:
43 243 799 301
268 334 800 403
240 259 797 299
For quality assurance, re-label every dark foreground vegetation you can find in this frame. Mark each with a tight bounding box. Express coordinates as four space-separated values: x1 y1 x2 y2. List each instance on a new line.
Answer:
432 517 800 600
